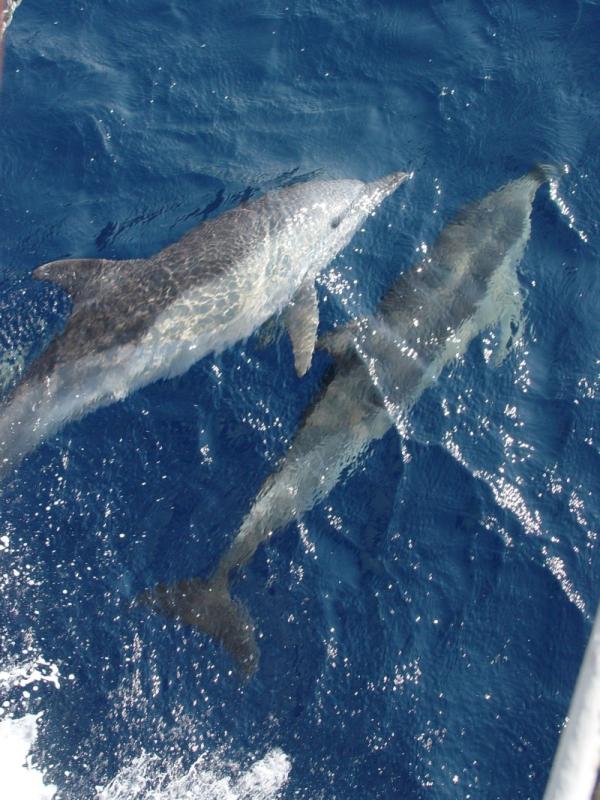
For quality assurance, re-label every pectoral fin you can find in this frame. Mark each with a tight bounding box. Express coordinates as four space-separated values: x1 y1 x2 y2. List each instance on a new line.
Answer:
283 280 319 376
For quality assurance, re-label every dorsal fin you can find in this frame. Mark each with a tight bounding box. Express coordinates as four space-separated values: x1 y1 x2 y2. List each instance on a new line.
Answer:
32 258 120 302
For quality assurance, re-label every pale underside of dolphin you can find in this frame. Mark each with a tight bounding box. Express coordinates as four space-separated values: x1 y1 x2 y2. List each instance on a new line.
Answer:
0 170 408 477
139 166 555 678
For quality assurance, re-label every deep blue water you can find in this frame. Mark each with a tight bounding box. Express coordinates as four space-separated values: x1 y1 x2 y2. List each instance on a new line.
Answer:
1 1 599 798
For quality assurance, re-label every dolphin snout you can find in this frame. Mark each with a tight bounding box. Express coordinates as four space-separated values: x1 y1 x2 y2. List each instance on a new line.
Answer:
368 170 411 201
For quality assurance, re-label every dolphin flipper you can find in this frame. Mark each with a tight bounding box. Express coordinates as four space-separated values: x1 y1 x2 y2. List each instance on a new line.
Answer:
283 279 319 376
137 576 259 678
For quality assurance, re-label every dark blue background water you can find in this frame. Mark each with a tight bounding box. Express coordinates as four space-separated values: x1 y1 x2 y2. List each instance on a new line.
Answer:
1 1 599 797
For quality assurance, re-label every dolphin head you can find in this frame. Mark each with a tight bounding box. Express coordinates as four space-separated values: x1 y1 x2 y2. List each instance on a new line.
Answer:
260 170 410 299
303 170 410 249
330 170 411 238
363 170 412 207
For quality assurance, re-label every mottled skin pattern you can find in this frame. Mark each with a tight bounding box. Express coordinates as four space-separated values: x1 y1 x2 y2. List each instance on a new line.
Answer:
359 167 549 416
0 171 407 475
29 184 357 376
142 167 552 677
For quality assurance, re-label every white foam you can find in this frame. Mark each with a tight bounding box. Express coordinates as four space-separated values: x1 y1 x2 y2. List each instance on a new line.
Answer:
0 642 61 800
0 714 57 800
0 646 289 800
1 0 22 36
96 747 292 800
0 656 61 692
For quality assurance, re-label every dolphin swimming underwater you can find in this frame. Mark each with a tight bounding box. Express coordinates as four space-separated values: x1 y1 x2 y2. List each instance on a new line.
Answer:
140 166 554 676
0 171 408 477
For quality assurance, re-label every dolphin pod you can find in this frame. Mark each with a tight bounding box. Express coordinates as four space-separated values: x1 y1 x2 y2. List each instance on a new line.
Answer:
0 171 408 477
139 166 555 676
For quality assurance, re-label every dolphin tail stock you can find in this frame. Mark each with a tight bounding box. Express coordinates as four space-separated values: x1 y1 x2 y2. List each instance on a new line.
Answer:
136 573 260 678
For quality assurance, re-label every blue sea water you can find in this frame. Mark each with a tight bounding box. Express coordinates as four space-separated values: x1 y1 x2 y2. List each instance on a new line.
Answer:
0 1 599 797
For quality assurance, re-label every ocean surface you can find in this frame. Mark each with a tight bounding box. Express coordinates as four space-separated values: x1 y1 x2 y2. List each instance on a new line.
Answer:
0 1 599 798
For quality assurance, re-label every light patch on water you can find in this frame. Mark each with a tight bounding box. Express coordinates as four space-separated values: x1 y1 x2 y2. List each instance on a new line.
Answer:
241 398 287 462
0 714 57 800
297 520 317 559
548 168 588 243
325 636 338 669
0 523 61 701
0 527 62 709
542 549 586 613
317 264 361 310
476 470 542 537
390 659 422 693
569 490 597 548
0 340 29 395
443 403 590 613
0 514 62 800
577 361 600 403
96 747 292 800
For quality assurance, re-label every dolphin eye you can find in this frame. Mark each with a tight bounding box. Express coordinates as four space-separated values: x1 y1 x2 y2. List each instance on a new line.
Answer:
330 215 342 229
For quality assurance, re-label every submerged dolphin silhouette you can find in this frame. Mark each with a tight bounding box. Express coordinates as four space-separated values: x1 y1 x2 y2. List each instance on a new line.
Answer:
140 166 554 676
0 171 408 477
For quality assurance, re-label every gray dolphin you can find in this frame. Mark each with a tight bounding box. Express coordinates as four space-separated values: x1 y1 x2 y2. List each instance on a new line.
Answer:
0 171 408 477
140 166 554 676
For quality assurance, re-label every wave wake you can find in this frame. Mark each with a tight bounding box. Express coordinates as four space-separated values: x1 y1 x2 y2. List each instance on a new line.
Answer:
97 747 292 800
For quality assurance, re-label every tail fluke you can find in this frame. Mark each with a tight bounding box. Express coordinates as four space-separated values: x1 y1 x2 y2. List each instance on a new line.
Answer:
137 576 259 678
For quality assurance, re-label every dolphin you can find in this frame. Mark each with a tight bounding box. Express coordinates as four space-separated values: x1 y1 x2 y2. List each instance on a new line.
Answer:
139 166 554 676
0 171 408 477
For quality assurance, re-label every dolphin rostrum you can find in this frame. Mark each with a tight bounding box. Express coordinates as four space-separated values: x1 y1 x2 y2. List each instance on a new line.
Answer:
140 166 554 676
0 171 408 477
